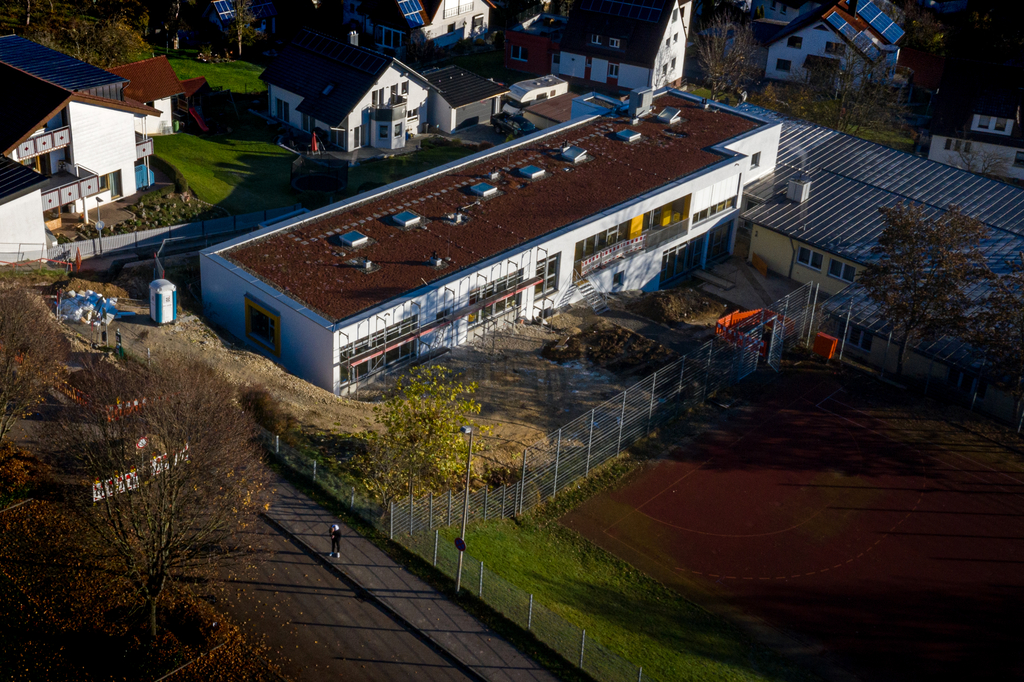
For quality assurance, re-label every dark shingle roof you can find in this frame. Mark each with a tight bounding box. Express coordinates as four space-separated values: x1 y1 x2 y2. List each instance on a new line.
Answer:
108 56 185 104
423 66 508 108
0 63 73 155
0 155 47 204
931 58 1024 145
0 35 125 91
559 0 677 66
260 28 393 126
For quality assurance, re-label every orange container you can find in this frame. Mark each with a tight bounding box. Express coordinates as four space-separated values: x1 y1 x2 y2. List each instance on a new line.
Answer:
813 332 838 360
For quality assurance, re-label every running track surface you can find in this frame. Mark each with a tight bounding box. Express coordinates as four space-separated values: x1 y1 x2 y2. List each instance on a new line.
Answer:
563 371 1024 682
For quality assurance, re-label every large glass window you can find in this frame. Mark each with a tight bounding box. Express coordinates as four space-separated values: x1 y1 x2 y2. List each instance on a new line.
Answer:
245 298 281 356
343 315 419 382
468 271 524 327
660 237 704 283
828 258 856 282
692 196 736 226
708 222 732 259
797 246 823 270
535 255 560 297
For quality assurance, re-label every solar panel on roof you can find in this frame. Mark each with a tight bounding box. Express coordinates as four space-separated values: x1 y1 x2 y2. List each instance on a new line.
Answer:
857 1 904 43
293 29 387 74
579 0 663 23
0 35 125 91
397 0 425 28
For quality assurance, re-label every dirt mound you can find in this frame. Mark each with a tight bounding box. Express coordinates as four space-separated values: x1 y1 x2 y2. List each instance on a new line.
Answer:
62 278 130 300
543 320 677 374
635 288 726 326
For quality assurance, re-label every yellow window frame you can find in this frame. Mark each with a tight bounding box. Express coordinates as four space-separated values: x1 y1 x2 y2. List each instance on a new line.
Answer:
245 297 281 356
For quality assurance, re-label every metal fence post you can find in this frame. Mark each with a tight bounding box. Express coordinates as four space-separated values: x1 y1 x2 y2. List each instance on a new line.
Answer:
638 666 643 681
312 460 317 481
479 561 484 597
410 491 415 535
389 502 394 540
483 487 489 520
838 299 853 361
275 435 279 454
501 484 507 518
585 409 595 476
805 283 819 346
433 529 438 566
518 450 528 516
616 390 627 452
351 486 356 509
448 489 453 526
528 594 533 630
677 357 686 397
552 429 562 497
646 369 658 433
579 629 586 668
429 492 434 530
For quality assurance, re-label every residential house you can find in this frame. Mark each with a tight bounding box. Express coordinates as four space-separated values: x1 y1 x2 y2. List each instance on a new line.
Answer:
763 0 903 82
557 0 690 92
108 56 186 136
0 36 157 256
422 66 507 132
505 13 568 76
345 0 492 57
927 59 1024 181
739 104 1024 422
204 0 278 36
200 91 779 395
261 28 432 151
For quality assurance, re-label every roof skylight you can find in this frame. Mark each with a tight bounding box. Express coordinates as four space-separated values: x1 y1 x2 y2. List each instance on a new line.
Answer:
470 182 498 198
560 145 587 163
615 129 641 143
392 210 421 228
518 165 546 180
341 230 369 248
656 107 680 124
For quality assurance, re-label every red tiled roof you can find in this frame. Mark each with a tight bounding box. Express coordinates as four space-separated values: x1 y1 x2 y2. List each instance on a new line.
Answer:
180 76 211 98
225 96 759 323
109 56 184 104
897 47 945 90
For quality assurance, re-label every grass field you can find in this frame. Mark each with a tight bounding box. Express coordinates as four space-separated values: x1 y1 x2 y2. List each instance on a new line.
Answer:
437 457 821 682
152 115 297 214
154 47 267 94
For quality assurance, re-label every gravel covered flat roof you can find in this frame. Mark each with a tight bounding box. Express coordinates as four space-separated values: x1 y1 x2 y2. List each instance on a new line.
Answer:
225 96 759 324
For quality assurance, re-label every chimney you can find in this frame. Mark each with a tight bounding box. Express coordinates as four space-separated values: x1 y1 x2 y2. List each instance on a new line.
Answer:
787 177 812 204
348 30 359 46
848 0 859 16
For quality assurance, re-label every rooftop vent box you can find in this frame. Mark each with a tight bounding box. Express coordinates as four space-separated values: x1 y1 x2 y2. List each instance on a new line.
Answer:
786 177 812 204
341 230 370 248
392 210 421 228
518 165 545 179
628 87 654 118
657 107 680 124
470 182 498 198
560 145 587 164
615 128 641 143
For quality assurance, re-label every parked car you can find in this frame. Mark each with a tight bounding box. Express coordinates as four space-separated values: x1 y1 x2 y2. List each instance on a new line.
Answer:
491 112 537 137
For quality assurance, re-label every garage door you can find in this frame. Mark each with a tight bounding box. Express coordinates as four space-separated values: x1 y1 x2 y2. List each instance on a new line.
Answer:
455 99 493 129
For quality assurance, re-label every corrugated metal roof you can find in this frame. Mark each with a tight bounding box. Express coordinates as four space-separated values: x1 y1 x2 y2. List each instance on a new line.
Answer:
0 35 125 92
740 107 1024 368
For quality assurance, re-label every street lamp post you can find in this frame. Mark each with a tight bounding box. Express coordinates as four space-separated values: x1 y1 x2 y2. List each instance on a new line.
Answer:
454 425 474 594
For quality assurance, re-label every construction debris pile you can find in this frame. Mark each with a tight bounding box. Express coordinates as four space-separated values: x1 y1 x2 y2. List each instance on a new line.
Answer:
58 290 123 325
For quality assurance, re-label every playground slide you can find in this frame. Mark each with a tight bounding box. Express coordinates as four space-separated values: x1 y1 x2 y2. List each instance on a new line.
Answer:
189 106 209 132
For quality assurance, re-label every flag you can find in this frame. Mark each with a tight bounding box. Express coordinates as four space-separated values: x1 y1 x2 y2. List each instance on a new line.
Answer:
311 131 319 153
75 248 82 272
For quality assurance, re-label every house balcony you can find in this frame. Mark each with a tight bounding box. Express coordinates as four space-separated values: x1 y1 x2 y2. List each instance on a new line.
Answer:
135 132 154 160
578 234 646 277
16 125 71 161
38 165 101 212
443 2 474 18
370 96 408 122
644 217 690 251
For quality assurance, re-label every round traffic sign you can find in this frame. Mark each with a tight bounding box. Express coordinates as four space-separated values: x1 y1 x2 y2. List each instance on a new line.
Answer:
454 537 466 552
136 437 148 449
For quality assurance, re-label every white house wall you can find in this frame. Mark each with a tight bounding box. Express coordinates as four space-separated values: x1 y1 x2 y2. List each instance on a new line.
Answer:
422 0 490 41
617 63 651 89
428 90 457 133
269 84 304 128
66 100 139 207
135 95 175 135
928 135 1024 182
0 190 47 256
765 21 842 80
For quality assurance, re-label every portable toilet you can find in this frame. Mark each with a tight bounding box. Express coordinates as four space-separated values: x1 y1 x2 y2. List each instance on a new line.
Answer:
149 279 177 325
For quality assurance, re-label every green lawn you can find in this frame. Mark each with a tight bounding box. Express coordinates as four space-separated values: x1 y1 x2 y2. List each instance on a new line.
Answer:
154 47 267 94
152 116 298 214
435 463 821 682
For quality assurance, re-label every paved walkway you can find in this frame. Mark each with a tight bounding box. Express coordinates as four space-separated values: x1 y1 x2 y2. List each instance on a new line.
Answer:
264 479 557 682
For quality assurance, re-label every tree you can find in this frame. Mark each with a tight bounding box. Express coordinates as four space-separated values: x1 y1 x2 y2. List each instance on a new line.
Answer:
970 254 1024 430
693 14 760 100
354 366 486 512
229 0 257 57
27 16 148 68
0 286 68 443
858 203 990 376
897 0 947 54
56 356 268 639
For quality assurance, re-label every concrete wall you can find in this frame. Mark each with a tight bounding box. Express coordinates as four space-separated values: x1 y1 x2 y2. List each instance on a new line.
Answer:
928 135 1024 182
66 100 139 209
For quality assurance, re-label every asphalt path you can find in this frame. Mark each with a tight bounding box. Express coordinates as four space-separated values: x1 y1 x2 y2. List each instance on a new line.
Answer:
220 516 472 682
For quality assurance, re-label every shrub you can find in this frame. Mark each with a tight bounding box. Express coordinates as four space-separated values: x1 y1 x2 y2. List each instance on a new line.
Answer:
238 385 295 434
0 442 35 506
150 155 189 195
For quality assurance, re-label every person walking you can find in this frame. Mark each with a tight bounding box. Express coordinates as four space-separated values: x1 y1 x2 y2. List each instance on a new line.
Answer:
329 524 341 558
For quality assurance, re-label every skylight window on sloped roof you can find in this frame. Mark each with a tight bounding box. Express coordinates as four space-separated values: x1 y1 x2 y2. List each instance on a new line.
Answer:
322 84 335 95
657 107 681 124
560 145 587 163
